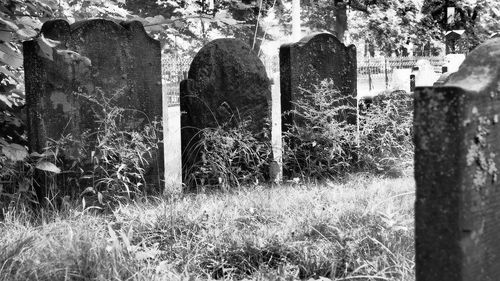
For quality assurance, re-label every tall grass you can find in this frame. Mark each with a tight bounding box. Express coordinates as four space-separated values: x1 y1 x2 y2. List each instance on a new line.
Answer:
0 87 163 212
0 175 415 280
182 119 270 191
283 80 413 181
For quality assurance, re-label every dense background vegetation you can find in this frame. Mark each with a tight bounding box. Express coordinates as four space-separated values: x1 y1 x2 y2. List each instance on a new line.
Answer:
0 0 497 206
0 1 497 280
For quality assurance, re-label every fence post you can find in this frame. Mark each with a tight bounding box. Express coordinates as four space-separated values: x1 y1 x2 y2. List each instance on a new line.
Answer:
384 57 388 89
409 73 415 92
414 38 500 281
367 56 372 91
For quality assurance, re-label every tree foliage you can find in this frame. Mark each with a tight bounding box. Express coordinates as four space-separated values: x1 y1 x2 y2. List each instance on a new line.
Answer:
421 0 500 51
303 0 499 56
348 0 443 56
302 0 427 55
1 0 498 151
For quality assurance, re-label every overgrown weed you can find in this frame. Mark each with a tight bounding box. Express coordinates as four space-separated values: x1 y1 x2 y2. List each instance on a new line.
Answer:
182 114 271 192
0 88 163 213
0 175 415 281
283 80 413 181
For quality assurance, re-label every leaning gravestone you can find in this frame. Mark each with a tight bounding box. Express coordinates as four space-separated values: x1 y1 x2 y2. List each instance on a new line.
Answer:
24 19 163 199
180 38 271 187
414 37 500 281
279 32 357 130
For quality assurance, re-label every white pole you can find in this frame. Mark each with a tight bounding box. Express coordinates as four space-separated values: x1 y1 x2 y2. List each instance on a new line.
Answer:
292 0 301 41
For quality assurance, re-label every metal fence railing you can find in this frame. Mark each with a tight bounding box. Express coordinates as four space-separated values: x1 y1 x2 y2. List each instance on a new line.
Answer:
258 55 446 78
161 55 191 82
357 56 445 95
357 56 445 79
161 54 446 103
163 82 180 105
161 55 190 106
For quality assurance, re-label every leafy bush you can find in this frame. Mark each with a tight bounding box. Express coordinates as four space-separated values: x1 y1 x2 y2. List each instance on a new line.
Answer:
283 80 413 180
64 89 163 208
357 91 414 175
0 88 63 212
183 120 271 191
0 88 162 212
282 80 358 180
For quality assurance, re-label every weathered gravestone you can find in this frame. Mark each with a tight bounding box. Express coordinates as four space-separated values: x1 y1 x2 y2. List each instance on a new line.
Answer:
414 37 500 281
279 32 357 131
23 19 163 199
180 38 271 187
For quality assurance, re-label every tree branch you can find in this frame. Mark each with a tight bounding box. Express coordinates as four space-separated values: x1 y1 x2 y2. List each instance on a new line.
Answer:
143 15 244 27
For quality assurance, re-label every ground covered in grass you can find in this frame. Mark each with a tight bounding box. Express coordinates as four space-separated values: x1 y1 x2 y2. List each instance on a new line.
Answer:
0 175 415 281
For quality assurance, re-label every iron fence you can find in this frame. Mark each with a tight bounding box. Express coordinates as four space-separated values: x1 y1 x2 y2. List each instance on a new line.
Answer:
161 54 446 104
357 56 445 79
161 55 191 106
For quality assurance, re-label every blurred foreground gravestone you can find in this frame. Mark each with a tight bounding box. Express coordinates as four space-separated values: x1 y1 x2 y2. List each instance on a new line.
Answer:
279 32 357 131
414 37 500 281
23 19 163 200
180 38 272 188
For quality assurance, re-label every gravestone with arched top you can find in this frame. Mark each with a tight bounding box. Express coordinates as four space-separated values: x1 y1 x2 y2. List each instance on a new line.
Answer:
23 19 163 199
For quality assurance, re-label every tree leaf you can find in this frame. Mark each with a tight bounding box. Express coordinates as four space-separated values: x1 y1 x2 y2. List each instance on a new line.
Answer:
2 143 28 161
8 88 25 99
35 161 61 173
97 191 103 204
16 27 38 40
17 16 42 30
0 30 12 43
30 151 43 157
0 18 19 31
0 93 12 109
0 43 23 68
55 49 92 66
0 65 19 81
36 34 60 61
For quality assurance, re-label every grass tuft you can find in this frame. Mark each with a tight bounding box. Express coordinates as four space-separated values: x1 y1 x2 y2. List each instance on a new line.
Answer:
0 175 415 280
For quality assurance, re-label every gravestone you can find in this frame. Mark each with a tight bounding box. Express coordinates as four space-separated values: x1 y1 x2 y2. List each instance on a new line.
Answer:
414 37 500 281
443 53 466 74
180 38 271 187
412 59 440 87
390 68 412 93
23 19 163 198
279 32 357 131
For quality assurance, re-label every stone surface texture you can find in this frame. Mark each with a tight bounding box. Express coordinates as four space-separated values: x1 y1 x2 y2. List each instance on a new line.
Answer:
181 38 270 134
23 19 163 194
414 37 500 281
279 32 357 130
180 38 271 186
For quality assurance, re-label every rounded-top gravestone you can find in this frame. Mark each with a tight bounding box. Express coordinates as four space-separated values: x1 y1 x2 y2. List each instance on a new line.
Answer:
23 19 163 199
181 38 271 134
180 38 272 187
279 32 357 130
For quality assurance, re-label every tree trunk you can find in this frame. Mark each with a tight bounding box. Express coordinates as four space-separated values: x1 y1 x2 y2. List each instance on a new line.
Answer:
292 0 301 41
334 0 347 42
